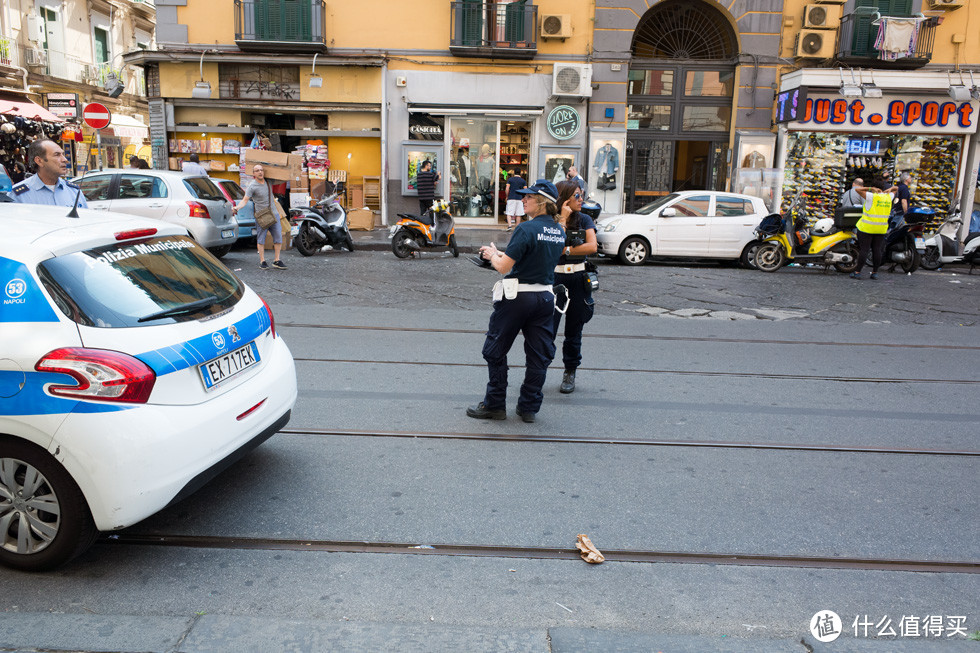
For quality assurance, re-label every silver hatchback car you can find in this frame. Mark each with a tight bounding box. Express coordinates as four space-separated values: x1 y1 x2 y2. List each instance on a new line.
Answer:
75 169 239 257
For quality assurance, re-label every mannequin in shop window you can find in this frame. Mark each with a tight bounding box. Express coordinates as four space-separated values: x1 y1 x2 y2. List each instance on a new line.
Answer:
476 143 494 191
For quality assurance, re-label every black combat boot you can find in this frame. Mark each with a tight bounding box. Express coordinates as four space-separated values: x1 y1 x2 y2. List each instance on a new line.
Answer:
559 370 575 394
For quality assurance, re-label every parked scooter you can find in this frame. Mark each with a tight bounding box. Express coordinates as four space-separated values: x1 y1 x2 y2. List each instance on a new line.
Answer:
390 199 459 258
290 181 355 256
920 209 980 273
753 193 859 273
874 207 933 273
581 195 602 221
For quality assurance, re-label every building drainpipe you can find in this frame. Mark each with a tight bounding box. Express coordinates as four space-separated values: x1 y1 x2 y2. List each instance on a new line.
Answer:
959 127 980 243
380 58 389 227
773 124 789 212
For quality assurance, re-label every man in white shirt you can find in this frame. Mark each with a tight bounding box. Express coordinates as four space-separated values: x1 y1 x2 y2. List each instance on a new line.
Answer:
182 153 208 176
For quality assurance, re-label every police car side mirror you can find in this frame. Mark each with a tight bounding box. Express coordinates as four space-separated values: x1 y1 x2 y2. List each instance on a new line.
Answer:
661 207 677 218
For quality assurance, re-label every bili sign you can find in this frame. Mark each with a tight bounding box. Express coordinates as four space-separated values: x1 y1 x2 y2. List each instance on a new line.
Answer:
790 95 979 134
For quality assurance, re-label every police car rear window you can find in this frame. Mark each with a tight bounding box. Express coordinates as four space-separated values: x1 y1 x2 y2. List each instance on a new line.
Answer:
37 235 243 328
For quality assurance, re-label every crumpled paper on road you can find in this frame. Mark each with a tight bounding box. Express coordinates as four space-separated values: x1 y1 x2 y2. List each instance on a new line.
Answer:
576 534 604 564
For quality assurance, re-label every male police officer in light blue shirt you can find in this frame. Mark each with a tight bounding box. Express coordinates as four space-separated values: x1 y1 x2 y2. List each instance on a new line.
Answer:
11 138 88 208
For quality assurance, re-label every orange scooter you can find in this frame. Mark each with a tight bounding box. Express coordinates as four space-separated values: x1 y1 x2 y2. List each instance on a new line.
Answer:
389 199 459 258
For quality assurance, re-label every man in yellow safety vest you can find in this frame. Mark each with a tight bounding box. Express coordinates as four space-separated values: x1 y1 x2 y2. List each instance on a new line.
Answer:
851 177 897 280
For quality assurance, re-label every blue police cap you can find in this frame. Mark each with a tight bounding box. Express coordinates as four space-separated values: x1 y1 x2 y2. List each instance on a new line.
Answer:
517 179 558 203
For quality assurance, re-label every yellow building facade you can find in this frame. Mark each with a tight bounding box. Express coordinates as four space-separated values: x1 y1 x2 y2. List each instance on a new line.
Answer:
771 0 980 229
128 0 595 225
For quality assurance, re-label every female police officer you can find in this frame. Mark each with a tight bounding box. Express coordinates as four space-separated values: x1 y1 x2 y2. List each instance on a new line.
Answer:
552 180 598 394
466 180 566 423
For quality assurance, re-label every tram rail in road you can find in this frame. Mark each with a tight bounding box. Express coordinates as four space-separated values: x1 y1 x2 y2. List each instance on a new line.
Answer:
279 322 980 352
104 533 980 575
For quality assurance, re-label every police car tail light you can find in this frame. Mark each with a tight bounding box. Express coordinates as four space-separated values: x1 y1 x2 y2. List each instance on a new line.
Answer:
36 348 156 404
115 228 158 241
259 295 276 338
187 201 211 219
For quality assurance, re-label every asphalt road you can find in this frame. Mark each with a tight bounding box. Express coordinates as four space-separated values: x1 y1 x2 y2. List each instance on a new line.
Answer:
2 244 978 652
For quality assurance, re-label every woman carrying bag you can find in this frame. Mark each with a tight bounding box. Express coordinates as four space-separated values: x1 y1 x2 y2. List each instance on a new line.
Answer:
233 163 288 270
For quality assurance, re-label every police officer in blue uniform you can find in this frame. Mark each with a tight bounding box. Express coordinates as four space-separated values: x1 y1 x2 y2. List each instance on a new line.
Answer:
11 138 88 208
552 180 598 394
467 180 566 423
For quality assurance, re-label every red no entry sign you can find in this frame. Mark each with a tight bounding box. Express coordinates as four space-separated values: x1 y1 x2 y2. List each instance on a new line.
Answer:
82 102 111 130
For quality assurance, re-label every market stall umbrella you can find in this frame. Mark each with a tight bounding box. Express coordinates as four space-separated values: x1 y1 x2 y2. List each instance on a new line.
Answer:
0 99 63 123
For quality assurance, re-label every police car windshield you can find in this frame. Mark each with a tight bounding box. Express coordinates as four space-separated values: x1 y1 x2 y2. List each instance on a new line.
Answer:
38 235 243 328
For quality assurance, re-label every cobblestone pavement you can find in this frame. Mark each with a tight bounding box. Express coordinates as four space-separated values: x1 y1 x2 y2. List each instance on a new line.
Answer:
224 239 980 326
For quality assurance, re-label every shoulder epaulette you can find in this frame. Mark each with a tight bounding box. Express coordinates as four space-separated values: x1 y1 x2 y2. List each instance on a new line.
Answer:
12 183 29 195
64 181 80 190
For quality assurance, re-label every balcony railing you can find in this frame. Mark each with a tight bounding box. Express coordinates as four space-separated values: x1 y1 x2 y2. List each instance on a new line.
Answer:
0 37 16 67
234 0 327 53
450 1 537 60
836 12 937 69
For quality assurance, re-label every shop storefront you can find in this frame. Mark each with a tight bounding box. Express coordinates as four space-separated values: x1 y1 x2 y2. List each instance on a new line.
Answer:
402 106 551 224
391 70 588 226
0 92 64 182
776 71 980 229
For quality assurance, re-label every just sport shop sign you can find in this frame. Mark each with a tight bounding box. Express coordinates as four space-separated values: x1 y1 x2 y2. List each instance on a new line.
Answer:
547 105 581 140
790 94 979 135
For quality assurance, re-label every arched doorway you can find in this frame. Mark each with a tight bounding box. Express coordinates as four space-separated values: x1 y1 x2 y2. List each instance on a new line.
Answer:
625 0 738 212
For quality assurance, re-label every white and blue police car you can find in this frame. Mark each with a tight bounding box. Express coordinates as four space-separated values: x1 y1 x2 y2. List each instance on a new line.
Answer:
0 173 297 571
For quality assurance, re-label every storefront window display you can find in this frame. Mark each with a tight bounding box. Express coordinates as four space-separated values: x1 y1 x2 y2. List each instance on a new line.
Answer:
543 150 576 185
449 118 498 218
403 145 441 195
589 134 625 214
782 132 962 225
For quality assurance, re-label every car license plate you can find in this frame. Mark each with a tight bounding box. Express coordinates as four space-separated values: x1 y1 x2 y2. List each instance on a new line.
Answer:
915 237 925 250
222 229 235 239
199 342 260 390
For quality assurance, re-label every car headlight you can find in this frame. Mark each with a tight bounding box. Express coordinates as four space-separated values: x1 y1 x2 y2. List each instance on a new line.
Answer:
600 219 622 233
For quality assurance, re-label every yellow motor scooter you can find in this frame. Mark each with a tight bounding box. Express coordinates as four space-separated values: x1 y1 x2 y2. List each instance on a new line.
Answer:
753 194 859 273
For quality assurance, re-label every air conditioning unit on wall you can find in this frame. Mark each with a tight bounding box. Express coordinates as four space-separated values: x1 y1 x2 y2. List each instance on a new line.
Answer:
540 14 572 39
25 48 46 67
804 4 842 28
552 63 592 98
930 0 965 9
795 30 836 58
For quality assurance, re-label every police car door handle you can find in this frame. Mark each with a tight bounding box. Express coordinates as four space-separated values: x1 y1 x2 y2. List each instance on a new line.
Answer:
148 203 164 208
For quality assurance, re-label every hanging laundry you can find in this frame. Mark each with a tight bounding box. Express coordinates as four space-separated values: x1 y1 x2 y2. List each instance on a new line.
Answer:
874 17 924 60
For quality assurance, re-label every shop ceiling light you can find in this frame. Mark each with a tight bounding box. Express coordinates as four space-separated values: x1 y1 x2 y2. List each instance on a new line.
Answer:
838 68 861 97
191 80 212 99
309 53 322 88
948 85 971 101
192 49 214 99
104 72 124 98
861 83 882 98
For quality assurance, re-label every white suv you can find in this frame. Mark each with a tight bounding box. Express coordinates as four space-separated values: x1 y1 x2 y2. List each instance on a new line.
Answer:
0 203 296 571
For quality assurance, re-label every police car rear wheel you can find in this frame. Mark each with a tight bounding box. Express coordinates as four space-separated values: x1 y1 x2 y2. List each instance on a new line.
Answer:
0 438 98 572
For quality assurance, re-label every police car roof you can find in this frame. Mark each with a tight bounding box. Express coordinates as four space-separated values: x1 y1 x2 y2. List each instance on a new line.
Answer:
2 203 187 260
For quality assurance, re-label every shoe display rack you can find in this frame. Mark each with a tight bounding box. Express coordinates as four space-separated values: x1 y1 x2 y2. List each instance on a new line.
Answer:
895 136 960 229
782 132 961 230
781 133 848 222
